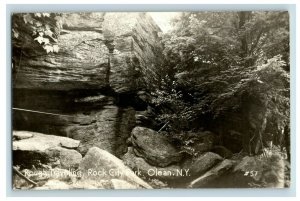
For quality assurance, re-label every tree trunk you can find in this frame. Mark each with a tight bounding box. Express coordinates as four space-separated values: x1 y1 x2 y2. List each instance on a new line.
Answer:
238 11 252 66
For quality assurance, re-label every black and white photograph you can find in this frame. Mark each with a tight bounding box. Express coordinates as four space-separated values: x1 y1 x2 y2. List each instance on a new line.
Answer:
11 11 290 190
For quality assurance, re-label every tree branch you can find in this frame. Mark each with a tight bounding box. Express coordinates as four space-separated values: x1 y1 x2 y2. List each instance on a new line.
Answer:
13 166 38 187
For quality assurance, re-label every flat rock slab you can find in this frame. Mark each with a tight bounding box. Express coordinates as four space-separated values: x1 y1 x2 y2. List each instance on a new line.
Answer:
13 132 33 140
131 127 182 167
13 131 82 169
13 131 80 151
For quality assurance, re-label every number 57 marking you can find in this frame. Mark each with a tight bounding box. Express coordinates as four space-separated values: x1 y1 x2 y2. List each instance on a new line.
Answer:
244 171 258 177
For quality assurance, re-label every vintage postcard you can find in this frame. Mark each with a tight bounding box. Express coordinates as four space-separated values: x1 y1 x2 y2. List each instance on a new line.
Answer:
11 11 290 189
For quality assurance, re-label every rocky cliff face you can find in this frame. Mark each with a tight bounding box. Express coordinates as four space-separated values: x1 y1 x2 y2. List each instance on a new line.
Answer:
13 12 163 92
13 13 163 157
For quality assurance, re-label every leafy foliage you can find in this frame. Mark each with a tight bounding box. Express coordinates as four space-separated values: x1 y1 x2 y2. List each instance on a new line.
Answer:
12 13 62 55
147 11 290 155
150 74 195 132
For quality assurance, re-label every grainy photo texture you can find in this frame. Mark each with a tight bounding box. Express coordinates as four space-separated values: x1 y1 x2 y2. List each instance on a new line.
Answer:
12 12 290 189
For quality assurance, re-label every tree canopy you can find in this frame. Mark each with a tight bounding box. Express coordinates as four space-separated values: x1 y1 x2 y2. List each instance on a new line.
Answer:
148 11 290 155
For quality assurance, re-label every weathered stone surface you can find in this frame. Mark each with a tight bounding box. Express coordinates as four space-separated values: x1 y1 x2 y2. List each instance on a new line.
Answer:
62 12 105 31
78 147 152 189
13 132 33 140
233 155 285 188
13 89 135 157
189 159 235 188
13 14 108 90
13 131 82 168
122 147 183 182
131 127 182 167
13 31 109 90
12 12 163 169
66 106 118 155
233 156 258 173
102 13 163 93
45 147 82 168
13 13 163 92
13 131 80 151
67 106 135 156
115 107 136 155
182 152 222 177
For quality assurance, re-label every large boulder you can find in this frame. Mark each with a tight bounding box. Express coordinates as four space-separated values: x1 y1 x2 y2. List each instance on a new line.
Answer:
78 147 152 189
131 127 182 167
189 159 235 188
122 147 184 182
13 131 82 169
182 152 223 177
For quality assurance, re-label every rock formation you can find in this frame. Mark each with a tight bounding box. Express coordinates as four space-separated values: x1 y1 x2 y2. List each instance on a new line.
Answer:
122 147 182 182
13 131 82 169
131 127 183 167
13 12 163 157
188 159 236 188
78 147 152 189
13 12 163 92
182 152 223 177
